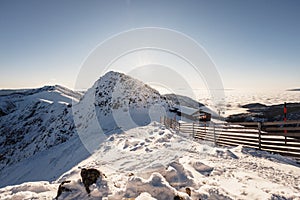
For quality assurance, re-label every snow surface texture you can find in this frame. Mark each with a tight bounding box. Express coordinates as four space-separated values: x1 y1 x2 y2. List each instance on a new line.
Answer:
0 122 299 200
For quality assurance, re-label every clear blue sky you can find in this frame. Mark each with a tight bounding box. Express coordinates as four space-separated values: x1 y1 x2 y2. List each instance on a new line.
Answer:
0 0 299 91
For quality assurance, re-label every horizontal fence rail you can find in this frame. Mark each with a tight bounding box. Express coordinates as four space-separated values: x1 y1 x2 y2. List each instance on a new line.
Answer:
162 117 300 160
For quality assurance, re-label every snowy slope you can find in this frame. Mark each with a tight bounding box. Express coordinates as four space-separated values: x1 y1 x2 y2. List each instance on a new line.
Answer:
0 134 91 188
0 85 82 170
0 71 188 187
0 122 299 200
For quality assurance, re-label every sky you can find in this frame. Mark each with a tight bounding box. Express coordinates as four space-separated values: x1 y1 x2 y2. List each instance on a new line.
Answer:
0 0 300 91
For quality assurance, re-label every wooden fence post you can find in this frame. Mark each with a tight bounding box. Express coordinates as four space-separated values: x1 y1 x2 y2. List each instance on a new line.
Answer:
284 102 287 145
258 122 262 150
213 122 216 146
192 122 195 138
174 119 176 130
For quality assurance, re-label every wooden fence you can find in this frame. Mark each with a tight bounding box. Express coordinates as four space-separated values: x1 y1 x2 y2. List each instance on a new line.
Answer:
162 117 300 160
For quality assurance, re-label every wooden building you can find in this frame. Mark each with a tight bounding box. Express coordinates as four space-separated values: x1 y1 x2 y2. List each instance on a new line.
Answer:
170 105 211 122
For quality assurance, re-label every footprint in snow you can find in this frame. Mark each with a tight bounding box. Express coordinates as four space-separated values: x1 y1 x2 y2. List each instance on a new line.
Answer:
192 162 214 176
216 150 239 159
123 140 130 149
158 130 164 135
130 145 143 151
108 136 114 141
155 137 170 143
145 138 152 143
165 133 172 139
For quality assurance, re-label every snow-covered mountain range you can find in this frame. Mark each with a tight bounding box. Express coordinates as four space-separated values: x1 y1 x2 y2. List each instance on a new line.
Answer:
0 71 299 199
0 71 195 185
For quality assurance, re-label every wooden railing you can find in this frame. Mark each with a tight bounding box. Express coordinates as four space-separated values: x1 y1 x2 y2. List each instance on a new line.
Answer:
162 117 300 159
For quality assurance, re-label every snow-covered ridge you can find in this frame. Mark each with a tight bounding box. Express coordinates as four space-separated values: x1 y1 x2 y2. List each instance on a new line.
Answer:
0 85 81 100
0 85 82 170
0 85 82 116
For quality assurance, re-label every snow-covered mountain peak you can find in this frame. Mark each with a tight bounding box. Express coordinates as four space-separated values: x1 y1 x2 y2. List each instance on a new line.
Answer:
93 71 166 110
83 71 161 103
73 71 172 154
76 71 170 126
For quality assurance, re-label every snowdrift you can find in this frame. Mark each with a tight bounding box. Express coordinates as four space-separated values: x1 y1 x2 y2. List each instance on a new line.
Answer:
0 122 299 200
